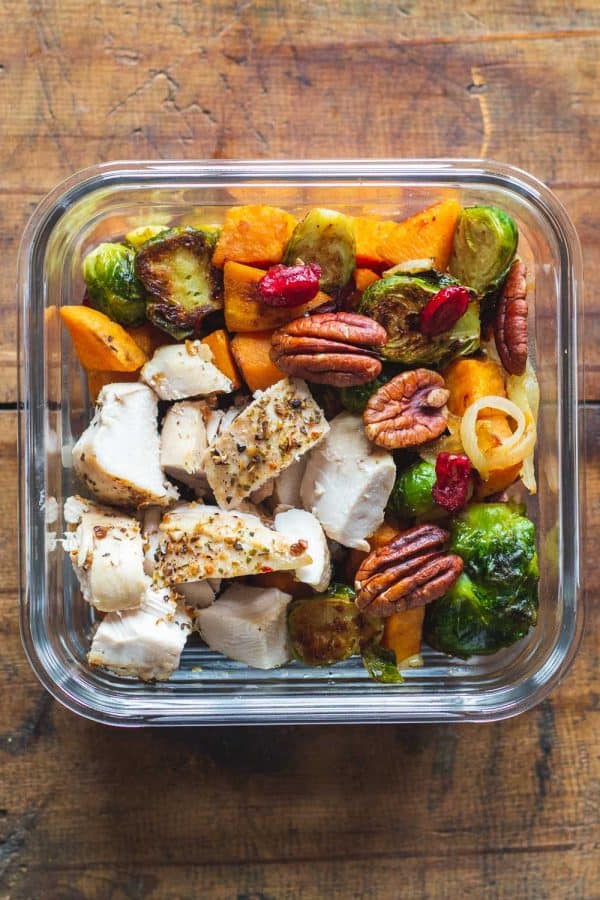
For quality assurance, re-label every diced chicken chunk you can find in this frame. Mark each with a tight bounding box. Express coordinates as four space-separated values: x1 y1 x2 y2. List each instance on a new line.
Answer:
274 508 331 591
300 412 396 551
160 401 209 495
88 587 192 681
155 502 312 583
72 382 178 508
272 456 307 509
141 341 232 400
64 495 148 611
203 378 329 509
196 584 291 669
175 578 221 609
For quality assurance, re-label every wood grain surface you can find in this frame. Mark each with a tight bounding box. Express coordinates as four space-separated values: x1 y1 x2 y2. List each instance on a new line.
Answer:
1 2 598 898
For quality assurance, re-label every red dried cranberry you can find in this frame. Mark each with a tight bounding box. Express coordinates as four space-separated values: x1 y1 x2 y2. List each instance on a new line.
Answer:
258 263 322 307
432 452 472 513
420 286 471 337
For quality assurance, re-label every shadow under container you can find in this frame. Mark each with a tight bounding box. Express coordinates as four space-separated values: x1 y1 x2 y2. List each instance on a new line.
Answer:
18 160 584 725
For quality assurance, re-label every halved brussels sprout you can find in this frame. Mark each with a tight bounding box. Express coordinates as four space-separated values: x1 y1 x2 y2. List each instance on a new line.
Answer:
449 206 518 295
283 208 355 294
358 272 480 366
82 242 146 327
387 459 437 520
135 227 223 339
339 369 395 414
287 583 382 667
124 224 168 250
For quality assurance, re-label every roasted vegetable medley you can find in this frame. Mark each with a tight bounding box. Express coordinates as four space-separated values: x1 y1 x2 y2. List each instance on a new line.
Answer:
60 199 539 682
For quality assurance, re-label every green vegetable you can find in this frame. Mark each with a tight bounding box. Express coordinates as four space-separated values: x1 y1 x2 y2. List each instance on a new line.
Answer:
283 208 355 294
339 370 394 414
361 643 403 684
287 583 382 667
358 272 480 366
124 224 168 250
135 226 223 339
82 242 146 327
449 206 518 295
425 503 539 658
387 460 437 520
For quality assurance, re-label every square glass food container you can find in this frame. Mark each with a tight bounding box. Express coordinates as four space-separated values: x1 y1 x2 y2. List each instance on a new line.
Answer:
18 160 584 726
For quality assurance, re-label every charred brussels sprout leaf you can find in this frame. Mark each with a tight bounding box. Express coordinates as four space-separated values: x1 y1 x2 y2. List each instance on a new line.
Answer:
135 227 223 339
387 460 437 520
283 208 355 294
288 583 382 666
449 206 518 296
82 242 146 327
425 502 539 658
358 272 480 366
361 643 403 683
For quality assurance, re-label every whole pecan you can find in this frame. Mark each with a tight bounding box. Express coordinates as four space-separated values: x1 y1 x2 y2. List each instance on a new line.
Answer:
270 312 387 387
363 368 449 449
494 260 528 375
354 524 463 616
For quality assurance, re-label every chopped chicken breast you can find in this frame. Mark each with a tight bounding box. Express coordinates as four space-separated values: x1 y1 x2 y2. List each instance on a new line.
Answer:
274 508 331 591
88 587 192 681
160 401 209 495
141 506 163 576
203 378 329 509
141 341 232 400
300 412 396 551
72 382 178 508
64 495 148 611
155 502 312 583
175 578 221 609
272 456 308 508
196 583 291 669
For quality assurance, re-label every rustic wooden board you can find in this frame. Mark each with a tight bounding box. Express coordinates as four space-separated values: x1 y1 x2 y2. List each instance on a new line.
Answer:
1 399 598 898
1 1 598 402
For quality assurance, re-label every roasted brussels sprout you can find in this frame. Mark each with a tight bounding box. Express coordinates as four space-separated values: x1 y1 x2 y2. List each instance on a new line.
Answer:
283 208 355 294
339 370 395 414
358 272 480 366
124 225 168 250
361 643 403 683
135 227 223 339
287 583 382 666
449 206 518 295
82 242 146 327
387 460 437 520
425 502 539 658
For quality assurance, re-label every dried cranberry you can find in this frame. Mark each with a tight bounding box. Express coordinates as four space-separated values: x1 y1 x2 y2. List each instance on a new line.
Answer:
432 452 472 513
420 286 471 337
258 263 322 307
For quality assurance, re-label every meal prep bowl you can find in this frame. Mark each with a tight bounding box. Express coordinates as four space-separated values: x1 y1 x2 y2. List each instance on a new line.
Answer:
18 160 584 725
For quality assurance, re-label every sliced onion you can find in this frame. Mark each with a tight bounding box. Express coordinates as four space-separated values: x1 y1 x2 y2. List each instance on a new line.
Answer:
507 362 540 493
460 395 536 479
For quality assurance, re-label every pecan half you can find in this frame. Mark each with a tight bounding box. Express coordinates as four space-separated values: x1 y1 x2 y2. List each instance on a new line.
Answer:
494 260 528 375
354 524 463 616
270 312 387 387
363 369 449 449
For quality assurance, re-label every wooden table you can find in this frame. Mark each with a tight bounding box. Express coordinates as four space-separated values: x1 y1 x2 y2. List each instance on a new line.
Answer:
1 3 598 897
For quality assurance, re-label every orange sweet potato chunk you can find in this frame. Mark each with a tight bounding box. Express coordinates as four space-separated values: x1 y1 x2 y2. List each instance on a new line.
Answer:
354 268 381 291
376 199 461 270
230 331 286 393
212 205 297 268
60 306 148 372
201 329 242 390
382 607 425 665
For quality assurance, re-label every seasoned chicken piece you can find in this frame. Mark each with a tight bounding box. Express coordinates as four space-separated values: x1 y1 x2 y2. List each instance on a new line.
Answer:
64 495 148 611
300 412 396 551
203 378 329 509
272 456 307 508
160 401 209 495
72 382 178 508
155 502 312 583
196 584 292 669
141 341 232 400
274 508 331 592
175 579 221 609
88 587 192 681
